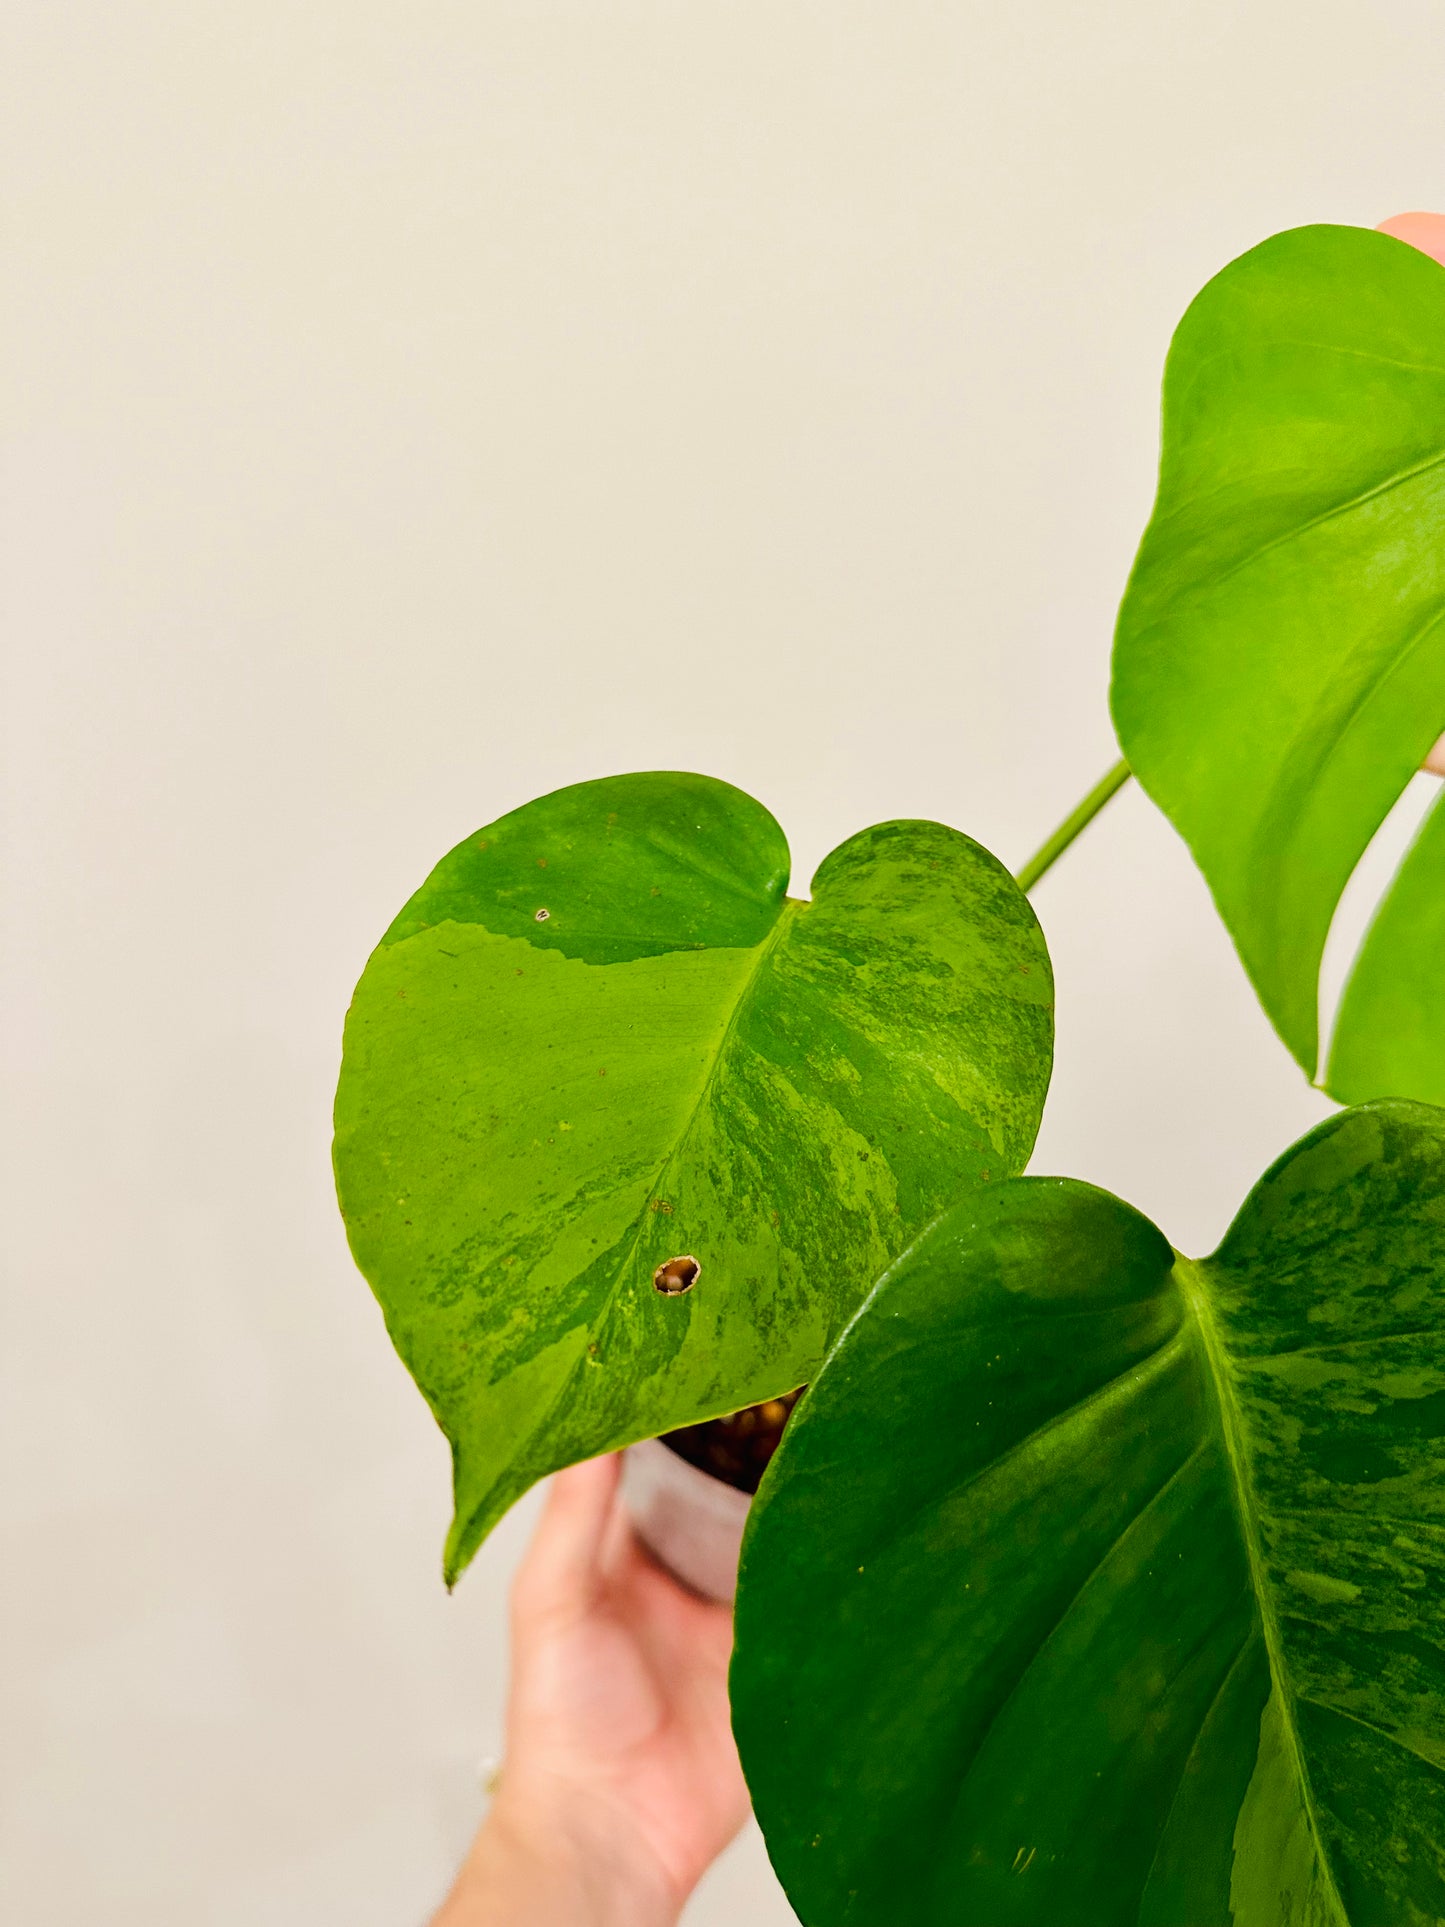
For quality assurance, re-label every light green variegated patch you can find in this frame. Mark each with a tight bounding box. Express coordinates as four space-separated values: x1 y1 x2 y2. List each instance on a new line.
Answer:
333 771 1052 1580
732 1102 1445 1926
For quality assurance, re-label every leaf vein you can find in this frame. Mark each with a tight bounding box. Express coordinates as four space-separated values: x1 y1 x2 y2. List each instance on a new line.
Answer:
866 1328 1189 1568
1299 1695 1445 1775
949 1436 1208 1806
1136 1630 1257 1920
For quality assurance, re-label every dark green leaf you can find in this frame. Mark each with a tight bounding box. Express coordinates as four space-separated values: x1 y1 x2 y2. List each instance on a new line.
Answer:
333 771 1052 1581
733 1102 1445 1925
1111 224 1445 1091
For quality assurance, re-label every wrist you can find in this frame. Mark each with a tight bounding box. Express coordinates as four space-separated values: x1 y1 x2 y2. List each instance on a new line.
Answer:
436 1774 680 1927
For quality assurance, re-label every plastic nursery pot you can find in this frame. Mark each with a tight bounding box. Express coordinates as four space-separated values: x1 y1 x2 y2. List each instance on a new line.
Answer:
621 1391 802 1603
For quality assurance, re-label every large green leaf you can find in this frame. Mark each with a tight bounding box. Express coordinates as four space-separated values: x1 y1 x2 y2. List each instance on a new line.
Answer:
1111 224 1445 1094
732 1102 1445 1925
333 771 1052 1580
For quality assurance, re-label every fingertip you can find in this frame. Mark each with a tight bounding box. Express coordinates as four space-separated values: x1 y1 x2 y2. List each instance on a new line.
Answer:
512 1453 623 1619
549 1450 621 1498
1377 211 1445 268
541 1453 622 1545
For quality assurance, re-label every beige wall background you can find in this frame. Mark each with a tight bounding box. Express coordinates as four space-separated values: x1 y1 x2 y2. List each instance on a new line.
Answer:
5 4 1445 1921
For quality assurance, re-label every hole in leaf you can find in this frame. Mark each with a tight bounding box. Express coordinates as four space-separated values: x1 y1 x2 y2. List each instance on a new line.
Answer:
653 1255 700 1295
535 907 550 921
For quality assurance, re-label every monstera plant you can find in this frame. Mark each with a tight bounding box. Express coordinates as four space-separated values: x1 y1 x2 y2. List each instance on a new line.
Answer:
335 218 1445 1923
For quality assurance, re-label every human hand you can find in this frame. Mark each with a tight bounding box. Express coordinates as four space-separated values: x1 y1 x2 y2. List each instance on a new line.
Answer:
433 1454 751 1926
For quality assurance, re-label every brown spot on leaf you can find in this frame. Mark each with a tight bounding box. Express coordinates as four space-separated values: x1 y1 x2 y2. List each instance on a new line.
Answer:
536 857 548 868
653 1255 699 1294
535 907 550 921
649 1198 674 1215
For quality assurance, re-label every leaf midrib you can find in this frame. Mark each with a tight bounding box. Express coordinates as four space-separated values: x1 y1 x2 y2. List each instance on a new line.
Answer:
593 896 805 1313
1174 1253 1351 1927
447 898 806 1569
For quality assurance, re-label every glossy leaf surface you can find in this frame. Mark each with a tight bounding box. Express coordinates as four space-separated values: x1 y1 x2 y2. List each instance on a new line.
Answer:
733 1102 1445 1925
1112 224 1445 1091
334 771 1052 1579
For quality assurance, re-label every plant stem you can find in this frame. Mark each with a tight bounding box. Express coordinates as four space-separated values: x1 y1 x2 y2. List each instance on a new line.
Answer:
1016 759 1133 893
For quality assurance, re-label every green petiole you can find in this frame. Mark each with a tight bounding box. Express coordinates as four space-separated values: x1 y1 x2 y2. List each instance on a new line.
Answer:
1016 758 1132 893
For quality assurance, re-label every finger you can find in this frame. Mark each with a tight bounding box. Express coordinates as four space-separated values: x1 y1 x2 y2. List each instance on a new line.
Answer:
1377 210 1445 269
511 1453 622 1626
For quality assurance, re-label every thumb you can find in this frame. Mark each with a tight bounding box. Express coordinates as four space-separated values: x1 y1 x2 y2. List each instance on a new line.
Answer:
511 1454 622 1632
1377 210 1445 269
